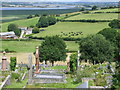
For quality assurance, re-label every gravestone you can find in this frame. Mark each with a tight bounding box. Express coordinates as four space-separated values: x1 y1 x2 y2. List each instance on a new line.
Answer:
77 50 81 70
28 54 33 85
35 47 40 74
66 62 70 72
2 51 7 71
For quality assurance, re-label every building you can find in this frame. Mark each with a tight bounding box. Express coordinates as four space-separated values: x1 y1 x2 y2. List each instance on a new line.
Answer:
0 31 18 39
19 27 33 38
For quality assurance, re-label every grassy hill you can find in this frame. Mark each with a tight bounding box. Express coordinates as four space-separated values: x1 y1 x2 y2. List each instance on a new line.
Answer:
91 8 119 13
2 17 39 32
32 22 109 38
65 13 118 20
1 41 79 52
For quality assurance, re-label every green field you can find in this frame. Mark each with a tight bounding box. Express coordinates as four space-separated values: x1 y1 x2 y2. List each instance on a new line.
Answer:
33 22 109 38
65 13 118 20
92 8 119 12
2 17 39 32
1 40 79 52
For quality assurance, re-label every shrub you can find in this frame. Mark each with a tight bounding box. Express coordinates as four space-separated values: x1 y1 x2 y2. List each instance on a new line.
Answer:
109 19 120 29
32 27 39 34
10 57 17 71
75 67 94 83
11 73 20 79
94 74 107 86
70 53 77 72
27 15 33 19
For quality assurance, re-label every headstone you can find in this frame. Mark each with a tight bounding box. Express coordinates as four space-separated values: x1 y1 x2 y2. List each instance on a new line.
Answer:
35 46 40 74
66 62 70 72
77 50 81 70
28 54 33 85
2 51 7 71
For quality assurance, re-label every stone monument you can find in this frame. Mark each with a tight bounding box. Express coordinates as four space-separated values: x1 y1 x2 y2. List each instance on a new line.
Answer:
28 54 33 84
35 46 40 74
2 51 7 71
67 62 70 72
77 50 81 70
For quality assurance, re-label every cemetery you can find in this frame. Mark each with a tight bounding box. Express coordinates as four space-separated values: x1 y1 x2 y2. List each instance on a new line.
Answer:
0 45 115 89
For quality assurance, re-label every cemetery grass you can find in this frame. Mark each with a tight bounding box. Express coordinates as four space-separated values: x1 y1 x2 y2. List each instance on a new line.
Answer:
65 13 118 20
26 74 82 88
46 65 67 70
1 41 79 52
4 78 27 88
33 22 109 38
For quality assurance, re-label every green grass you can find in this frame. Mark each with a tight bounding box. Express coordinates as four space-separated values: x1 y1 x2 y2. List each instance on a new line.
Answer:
26 74 81 88
4 78 27 88
65 13 118 20
46 65 67 70
0 40 42 52
92 8 119 12
1 40 79 52
2 17 39 32
33 22 109 38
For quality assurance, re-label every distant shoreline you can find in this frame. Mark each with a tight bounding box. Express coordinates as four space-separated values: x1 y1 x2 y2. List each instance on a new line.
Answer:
0 6 76 10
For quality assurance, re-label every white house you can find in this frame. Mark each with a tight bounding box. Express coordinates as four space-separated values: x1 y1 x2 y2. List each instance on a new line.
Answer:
19 27 33 38
0 31 18 39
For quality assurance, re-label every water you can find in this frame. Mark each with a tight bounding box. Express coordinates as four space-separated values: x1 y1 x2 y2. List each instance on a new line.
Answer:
1 8 79 23
1 6 76 10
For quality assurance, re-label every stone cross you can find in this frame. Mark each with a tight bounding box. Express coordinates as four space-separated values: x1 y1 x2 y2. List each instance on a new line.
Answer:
2 51 7 71
28 54 33 85
77 50 81 70
35 46 40 74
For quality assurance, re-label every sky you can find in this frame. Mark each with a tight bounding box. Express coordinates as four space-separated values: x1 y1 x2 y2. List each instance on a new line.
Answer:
1 0 120 2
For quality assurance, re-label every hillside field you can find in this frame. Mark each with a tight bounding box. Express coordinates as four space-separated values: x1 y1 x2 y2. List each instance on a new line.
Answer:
33 22 109 38
0 41 79 52
91 8 119 12
2 17 39 32
65 13 118 20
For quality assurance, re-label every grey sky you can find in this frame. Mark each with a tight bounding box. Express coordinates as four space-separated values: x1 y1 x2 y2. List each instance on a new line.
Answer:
2 0 120 2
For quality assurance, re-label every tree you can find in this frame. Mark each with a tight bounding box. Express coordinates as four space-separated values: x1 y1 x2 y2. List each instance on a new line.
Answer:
80 8 85 11
35 14 39 17
109 19 120 29
27 15 33 19
39 36 67 66
47 16 57 25
10 57 17 71
70 53 77 72
98 28 118 43
32 27 39 34
98 28 120 61
8 24 21 36
36 16 49 28
79 34 115 64
92 5 97 10
8 24 18 32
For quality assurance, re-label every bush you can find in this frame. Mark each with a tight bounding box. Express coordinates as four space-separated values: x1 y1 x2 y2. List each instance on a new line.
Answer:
27 15 33 19
11 73 20 79
61 19 110 23
75 67 94 83
70 53 77 72
94 74 107 86
10 57 17 71
109 19 120 29
32 27 39 34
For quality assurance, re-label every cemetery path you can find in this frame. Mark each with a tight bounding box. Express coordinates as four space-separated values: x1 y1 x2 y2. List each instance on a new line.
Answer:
76 81 88 88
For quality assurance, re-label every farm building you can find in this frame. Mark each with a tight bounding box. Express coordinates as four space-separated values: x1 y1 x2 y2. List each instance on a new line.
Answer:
0 31 18 39
19 27 33 38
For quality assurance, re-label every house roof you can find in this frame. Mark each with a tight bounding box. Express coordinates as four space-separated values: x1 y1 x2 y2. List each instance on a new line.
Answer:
0 31 15 36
